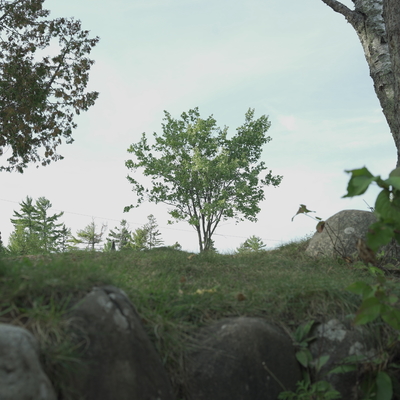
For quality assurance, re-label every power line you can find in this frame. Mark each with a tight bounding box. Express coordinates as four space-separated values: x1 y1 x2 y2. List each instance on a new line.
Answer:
0 197 282 242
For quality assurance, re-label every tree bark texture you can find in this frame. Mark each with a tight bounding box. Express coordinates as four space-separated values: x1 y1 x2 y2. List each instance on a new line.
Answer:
320 0 400 167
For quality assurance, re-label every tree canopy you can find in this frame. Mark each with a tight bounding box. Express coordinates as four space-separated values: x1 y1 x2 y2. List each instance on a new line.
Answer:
0 0 99 172
125 108 282 252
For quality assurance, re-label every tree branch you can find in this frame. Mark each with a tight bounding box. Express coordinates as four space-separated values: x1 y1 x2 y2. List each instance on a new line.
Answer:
320 0 364 29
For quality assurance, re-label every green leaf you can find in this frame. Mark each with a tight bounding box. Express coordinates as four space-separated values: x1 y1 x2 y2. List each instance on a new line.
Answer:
375 190 400 224
346 281 373 297
294 320 315 343
389 167 400 178
366 222 395 252
354 297 382 325
343 167 375 197
386 176 400 191
341 354 368 364
381 308 400 331
296 349 312 368
313 354 330 372
376 371 392 400
329 364 357 374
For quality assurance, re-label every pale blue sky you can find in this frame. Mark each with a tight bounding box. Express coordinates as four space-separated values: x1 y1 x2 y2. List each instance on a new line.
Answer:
0 0 395 252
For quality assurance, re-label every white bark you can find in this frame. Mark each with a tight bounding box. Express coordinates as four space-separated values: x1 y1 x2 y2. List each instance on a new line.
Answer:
321 0 400 166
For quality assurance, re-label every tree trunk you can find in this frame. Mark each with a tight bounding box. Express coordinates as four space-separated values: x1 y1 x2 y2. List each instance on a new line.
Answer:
320 0 400 167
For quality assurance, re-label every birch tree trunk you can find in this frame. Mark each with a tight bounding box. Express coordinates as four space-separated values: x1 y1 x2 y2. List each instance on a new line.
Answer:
320 0 400 167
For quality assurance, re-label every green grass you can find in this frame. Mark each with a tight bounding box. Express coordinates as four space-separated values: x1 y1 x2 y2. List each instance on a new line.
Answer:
1 238 399 399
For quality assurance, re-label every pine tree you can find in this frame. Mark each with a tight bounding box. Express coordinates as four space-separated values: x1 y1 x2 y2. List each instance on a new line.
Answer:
145 215 164 249
70 220 107 251
107 219 131 250
130 227 149 251
9 196 67 254
129 215 164 250
236 235 267 254
32 197 65 252
7 224 42 255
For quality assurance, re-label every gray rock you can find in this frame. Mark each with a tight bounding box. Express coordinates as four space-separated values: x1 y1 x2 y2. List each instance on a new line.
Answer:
0 323 56 400
305 209 377 258
309 319 376 399
185 317 301 400
70 285 175 400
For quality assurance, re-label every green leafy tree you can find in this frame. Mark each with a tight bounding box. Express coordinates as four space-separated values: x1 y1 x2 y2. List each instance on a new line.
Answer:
236 235 267 254
125 108 282 252
70 220 107 250
0 0 99 172
107 219 131 250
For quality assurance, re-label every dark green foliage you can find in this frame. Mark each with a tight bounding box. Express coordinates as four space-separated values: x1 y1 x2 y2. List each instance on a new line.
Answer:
343 167 400 252
0 0 99 172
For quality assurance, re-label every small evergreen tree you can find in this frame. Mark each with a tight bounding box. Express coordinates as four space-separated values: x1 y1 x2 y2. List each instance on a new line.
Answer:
236 235 267 254
55 224 71 252
129 215 164 250
107 219 131 250
70 220 107 251
8 225 42 255
130 227 149 251
145 214 164 249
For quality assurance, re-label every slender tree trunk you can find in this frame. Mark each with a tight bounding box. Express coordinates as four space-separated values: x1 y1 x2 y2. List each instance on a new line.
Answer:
195 225 203 252
320 0 400 166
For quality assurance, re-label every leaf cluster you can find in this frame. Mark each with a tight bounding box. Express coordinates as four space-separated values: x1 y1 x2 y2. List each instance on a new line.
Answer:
343 167 400 252
0 0 99 172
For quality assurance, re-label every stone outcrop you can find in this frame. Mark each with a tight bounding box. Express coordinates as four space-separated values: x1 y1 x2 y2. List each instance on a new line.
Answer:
70 285 175 400
305 209 377 258
0 323 56 400
185 317 301 400
0 287 392 400
310 319 376 400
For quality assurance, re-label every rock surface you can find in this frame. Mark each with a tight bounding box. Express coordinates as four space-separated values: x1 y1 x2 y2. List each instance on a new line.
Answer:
0 323 56 400
310 319 376 399
185 317 301 400
305 209 377 258
70 285 175 400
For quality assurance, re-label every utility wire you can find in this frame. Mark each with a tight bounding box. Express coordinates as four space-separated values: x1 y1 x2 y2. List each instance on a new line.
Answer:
0 197 282 242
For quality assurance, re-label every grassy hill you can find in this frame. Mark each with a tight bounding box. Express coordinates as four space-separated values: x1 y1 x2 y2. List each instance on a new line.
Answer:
1 236 398 399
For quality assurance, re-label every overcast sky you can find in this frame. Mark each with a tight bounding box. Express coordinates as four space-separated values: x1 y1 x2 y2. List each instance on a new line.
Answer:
0 0 396 253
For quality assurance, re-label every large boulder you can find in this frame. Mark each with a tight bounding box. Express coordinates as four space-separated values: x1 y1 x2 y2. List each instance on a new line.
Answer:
70 285 175 400
185 317 301 400
309 319 376 399
0 323 56 400
305 209 377 258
